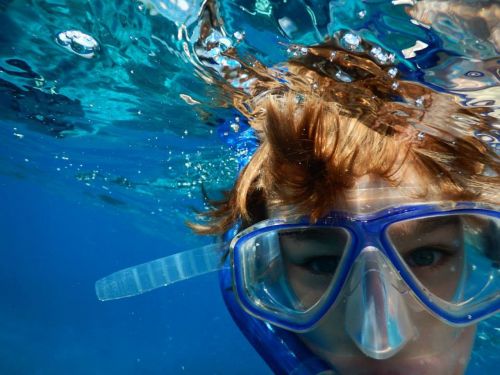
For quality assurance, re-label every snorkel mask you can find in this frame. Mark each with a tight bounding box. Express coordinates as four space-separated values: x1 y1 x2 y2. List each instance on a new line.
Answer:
229 201 499 356
95 119 499 375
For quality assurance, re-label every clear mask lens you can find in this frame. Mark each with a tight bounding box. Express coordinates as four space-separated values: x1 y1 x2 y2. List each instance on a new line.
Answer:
386 213 500 314
238 227 351 323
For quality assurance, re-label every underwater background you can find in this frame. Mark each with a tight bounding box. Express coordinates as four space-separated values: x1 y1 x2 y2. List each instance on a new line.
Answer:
0 0 499 374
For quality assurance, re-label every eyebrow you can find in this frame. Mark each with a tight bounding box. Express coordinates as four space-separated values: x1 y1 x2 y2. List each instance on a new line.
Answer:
278 228 349 259
418 215 461 231
392 215 461 236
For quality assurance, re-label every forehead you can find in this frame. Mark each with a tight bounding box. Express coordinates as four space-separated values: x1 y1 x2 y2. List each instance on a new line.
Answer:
343 187 426 213
268 187 429 217
388 215 462 236
269 173 436 217
266 165 454 218
344 173 432 213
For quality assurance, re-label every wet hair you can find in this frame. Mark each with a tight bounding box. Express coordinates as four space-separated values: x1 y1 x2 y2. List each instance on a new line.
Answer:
190 45 500 235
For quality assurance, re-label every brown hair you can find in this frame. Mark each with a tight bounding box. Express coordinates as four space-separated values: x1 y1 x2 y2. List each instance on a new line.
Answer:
191 45 499 235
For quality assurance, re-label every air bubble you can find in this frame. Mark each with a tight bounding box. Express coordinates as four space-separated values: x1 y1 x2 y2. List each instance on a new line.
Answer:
465 71 484 78
279 17 298 38
415 96 424 107
358 10 366 19
340 32 362 52
480 134 496 142
387 67 398 78
56 30 99 59
287 44 308 57
391 81 399 90
335 70 353 83
417 132 425 141
370 46 395 65
255 0 272 16
233 31 245 42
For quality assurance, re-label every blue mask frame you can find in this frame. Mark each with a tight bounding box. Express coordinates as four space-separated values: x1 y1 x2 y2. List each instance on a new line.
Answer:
231 202 500 332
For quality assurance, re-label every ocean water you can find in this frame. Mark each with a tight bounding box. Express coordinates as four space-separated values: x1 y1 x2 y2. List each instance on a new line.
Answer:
0 0 498 374
0 175 270 374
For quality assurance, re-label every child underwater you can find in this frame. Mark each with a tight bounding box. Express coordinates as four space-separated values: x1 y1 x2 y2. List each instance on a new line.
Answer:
95 3 499 374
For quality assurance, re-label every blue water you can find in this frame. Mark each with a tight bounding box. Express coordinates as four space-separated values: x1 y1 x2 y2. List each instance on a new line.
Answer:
0 175 270 374
0 0 499 374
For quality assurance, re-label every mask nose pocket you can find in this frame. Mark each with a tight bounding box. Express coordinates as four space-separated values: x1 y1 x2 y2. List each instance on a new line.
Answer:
344 246 416 360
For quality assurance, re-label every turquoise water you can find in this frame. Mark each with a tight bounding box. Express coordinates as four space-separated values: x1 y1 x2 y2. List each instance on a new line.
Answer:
0 0 498 373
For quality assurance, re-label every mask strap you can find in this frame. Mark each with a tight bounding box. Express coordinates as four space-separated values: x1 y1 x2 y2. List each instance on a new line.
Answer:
95 242 229 301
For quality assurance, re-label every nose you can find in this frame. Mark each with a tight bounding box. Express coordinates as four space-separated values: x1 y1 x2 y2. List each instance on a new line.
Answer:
344 246 416 360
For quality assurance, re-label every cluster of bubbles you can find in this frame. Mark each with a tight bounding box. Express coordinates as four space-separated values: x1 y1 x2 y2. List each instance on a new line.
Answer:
55 30 99 59
337 31 396 66
194 29 239 70
31 0 500 220
286 30 400 89
138 0 203 27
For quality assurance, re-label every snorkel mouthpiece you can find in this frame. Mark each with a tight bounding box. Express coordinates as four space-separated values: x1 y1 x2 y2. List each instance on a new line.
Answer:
345 247 416 360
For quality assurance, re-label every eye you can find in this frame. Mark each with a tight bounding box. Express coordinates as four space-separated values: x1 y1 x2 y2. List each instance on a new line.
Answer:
405 247 447 268
302 255 341 275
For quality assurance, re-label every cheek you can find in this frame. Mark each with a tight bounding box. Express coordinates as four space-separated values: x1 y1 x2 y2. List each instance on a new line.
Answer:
285 266 333 309
415 252 465 301
298 304 356 355
452 325 477 373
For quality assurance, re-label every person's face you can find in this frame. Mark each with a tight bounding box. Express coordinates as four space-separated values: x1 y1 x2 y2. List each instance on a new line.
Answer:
272 175 477 375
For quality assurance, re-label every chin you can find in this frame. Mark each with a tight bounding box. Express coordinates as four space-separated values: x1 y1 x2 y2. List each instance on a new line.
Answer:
305 326 476 375
328 354 470 375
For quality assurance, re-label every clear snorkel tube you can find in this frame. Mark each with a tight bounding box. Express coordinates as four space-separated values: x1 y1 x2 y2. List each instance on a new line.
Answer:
95 242 228 301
